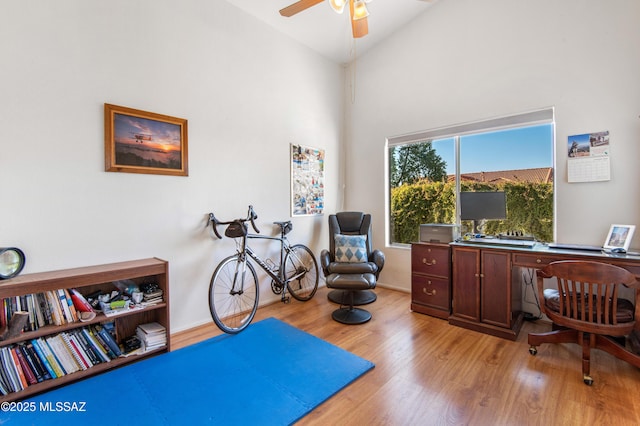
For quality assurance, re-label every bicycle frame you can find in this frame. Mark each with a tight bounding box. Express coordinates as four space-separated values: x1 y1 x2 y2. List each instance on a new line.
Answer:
240 232 306 287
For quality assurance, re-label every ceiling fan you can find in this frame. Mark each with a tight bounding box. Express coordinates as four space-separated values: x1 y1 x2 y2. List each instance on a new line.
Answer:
279 0 371 39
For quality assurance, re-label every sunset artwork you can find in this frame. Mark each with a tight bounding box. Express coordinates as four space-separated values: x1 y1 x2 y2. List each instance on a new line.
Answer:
105 104 188 176
114 113 182 169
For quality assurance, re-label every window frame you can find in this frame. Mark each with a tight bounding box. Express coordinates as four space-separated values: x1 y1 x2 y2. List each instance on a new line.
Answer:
385 107 556 247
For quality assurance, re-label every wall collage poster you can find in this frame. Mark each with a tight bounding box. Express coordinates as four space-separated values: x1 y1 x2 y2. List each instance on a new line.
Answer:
291 144 324 216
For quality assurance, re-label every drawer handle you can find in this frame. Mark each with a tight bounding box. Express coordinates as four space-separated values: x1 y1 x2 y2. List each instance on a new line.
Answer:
536 258 542 264
423 288 436 296
422 258 437 266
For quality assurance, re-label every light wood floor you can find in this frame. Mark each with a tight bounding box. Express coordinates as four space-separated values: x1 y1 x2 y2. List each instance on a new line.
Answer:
171 286 640 425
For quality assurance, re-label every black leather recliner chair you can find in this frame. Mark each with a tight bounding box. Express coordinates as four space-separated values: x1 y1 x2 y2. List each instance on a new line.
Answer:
320 212 385 324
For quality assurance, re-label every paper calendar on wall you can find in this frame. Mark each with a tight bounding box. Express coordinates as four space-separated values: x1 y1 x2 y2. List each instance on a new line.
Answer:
567 131 610 183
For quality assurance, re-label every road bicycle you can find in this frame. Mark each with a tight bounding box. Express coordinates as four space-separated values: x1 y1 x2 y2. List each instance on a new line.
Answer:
208 205 319 333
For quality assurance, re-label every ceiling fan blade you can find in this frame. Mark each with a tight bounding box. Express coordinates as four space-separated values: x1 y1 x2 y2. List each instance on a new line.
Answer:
350 1 369 38
279 0 325 17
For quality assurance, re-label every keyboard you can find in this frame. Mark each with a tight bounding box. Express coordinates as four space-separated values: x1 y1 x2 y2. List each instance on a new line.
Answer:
465 238 535 248
547 243 602 252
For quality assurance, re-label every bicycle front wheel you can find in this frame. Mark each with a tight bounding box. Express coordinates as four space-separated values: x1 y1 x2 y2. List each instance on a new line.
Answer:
209 254 259 334
284 244 318 301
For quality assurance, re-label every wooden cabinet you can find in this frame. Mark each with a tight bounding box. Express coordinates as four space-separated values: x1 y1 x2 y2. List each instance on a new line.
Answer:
0 258 170 401
411 243 451 319
450 245 523 340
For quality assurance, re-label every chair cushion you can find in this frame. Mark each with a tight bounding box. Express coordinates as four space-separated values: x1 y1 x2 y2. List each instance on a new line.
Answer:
543 288 635 323
334 234 368 263
325 273 376 290
327 261 378 275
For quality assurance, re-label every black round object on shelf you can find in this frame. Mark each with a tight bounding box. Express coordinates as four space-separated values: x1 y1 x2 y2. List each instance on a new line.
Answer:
0 247 26 280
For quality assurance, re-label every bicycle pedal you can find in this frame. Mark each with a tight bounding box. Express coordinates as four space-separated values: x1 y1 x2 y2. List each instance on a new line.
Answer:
281 296 291 304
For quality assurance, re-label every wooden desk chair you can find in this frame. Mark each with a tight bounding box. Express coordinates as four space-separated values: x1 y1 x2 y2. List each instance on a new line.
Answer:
528 260 640 385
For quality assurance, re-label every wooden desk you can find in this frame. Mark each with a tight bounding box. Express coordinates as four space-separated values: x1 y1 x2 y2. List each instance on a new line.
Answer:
449 241 640 341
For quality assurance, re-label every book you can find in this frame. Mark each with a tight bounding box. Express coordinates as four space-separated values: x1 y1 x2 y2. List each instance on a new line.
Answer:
30 339 59 379
46 335 78 375
91 328 117 359
0 349 13 394
38 337 66 377
1 347 22 392
35 293 51 327
96 326 122 357
17 344 44 383
57 289 74 324
65 333 92 370
136 322 167 352
71 330 101 365
14 346 37 385
45 291 63 326
25 294 36 331
9 347 29 389
81 328 111 363
23 342 50 381
69 289 94 312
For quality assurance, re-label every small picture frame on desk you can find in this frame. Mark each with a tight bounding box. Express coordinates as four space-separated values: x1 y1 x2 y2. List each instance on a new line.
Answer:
603 224 635 252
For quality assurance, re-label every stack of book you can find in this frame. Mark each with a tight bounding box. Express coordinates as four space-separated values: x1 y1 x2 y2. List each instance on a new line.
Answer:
142 289 163 306
135 322 166 352
0 323 122 396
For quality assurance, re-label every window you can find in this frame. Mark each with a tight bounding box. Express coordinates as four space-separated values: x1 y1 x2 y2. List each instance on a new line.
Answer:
386 109 555 245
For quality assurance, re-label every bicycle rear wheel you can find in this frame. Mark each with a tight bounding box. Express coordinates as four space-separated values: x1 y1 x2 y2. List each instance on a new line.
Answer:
209 254 259 333
284 244 318 301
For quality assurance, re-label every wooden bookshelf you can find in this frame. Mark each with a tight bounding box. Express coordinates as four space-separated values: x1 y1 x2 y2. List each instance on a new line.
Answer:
0 258 170 401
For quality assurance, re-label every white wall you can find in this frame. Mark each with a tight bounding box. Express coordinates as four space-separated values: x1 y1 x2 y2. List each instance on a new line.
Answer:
346 0 640 291
0 0 344 332
3 0 639 330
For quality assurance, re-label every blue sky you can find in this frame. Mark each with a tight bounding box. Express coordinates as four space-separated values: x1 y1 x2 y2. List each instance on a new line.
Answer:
432 124 554 175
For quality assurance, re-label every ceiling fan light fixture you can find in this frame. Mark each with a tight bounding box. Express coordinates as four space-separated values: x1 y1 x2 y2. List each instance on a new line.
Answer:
352 0 369 20
328 0 347 14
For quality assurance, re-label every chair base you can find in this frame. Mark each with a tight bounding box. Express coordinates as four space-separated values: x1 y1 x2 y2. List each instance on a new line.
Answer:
331 307 372 325
528 326 640 385
327 289 377 306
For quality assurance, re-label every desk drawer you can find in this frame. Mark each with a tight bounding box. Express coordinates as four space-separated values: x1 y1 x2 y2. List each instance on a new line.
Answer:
412 244 451 277
512 253 558 268
411 275 450 310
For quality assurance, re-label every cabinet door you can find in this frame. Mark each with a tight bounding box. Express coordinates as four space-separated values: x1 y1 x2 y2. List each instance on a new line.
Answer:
480 250 512 328
452 247 480 321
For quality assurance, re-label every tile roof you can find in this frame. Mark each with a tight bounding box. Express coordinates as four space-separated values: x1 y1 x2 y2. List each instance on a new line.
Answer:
448 167 553 183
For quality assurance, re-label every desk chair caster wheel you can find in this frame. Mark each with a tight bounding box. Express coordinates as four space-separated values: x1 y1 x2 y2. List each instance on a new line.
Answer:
583 375 593 386
529 346 538 356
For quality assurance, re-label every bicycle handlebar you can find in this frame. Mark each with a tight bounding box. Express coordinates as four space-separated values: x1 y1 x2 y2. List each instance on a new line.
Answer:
208 205 260 239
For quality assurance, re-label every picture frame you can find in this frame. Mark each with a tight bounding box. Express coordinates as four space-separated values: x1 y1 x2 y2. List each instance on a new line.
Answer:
104 103 188 176
290 144 325 216
603 224 635 252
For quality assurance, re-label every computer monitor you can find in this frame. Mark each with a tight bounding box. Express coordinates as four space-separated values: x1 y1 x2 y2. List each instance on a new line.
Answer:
460 191 507 234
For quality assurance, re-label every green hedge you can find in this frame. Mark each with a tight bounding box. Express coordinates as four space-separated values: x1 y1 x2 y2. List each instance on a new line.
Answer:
390 181 553 243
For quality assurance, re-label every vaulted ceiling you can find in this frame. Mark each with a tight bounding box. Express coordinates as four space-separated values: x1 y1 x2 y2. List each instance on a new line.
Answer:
225 0 439 64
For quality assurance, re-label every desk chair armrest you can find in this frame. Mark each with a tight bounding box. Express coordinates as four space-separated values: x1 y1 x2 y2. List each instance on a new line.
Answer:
370 249 385 279
320 249 331 277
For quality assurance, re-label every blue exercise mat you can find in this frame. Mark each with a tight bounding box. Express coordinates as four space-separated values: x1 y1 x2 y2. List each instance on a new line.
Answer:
1 317 374 425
